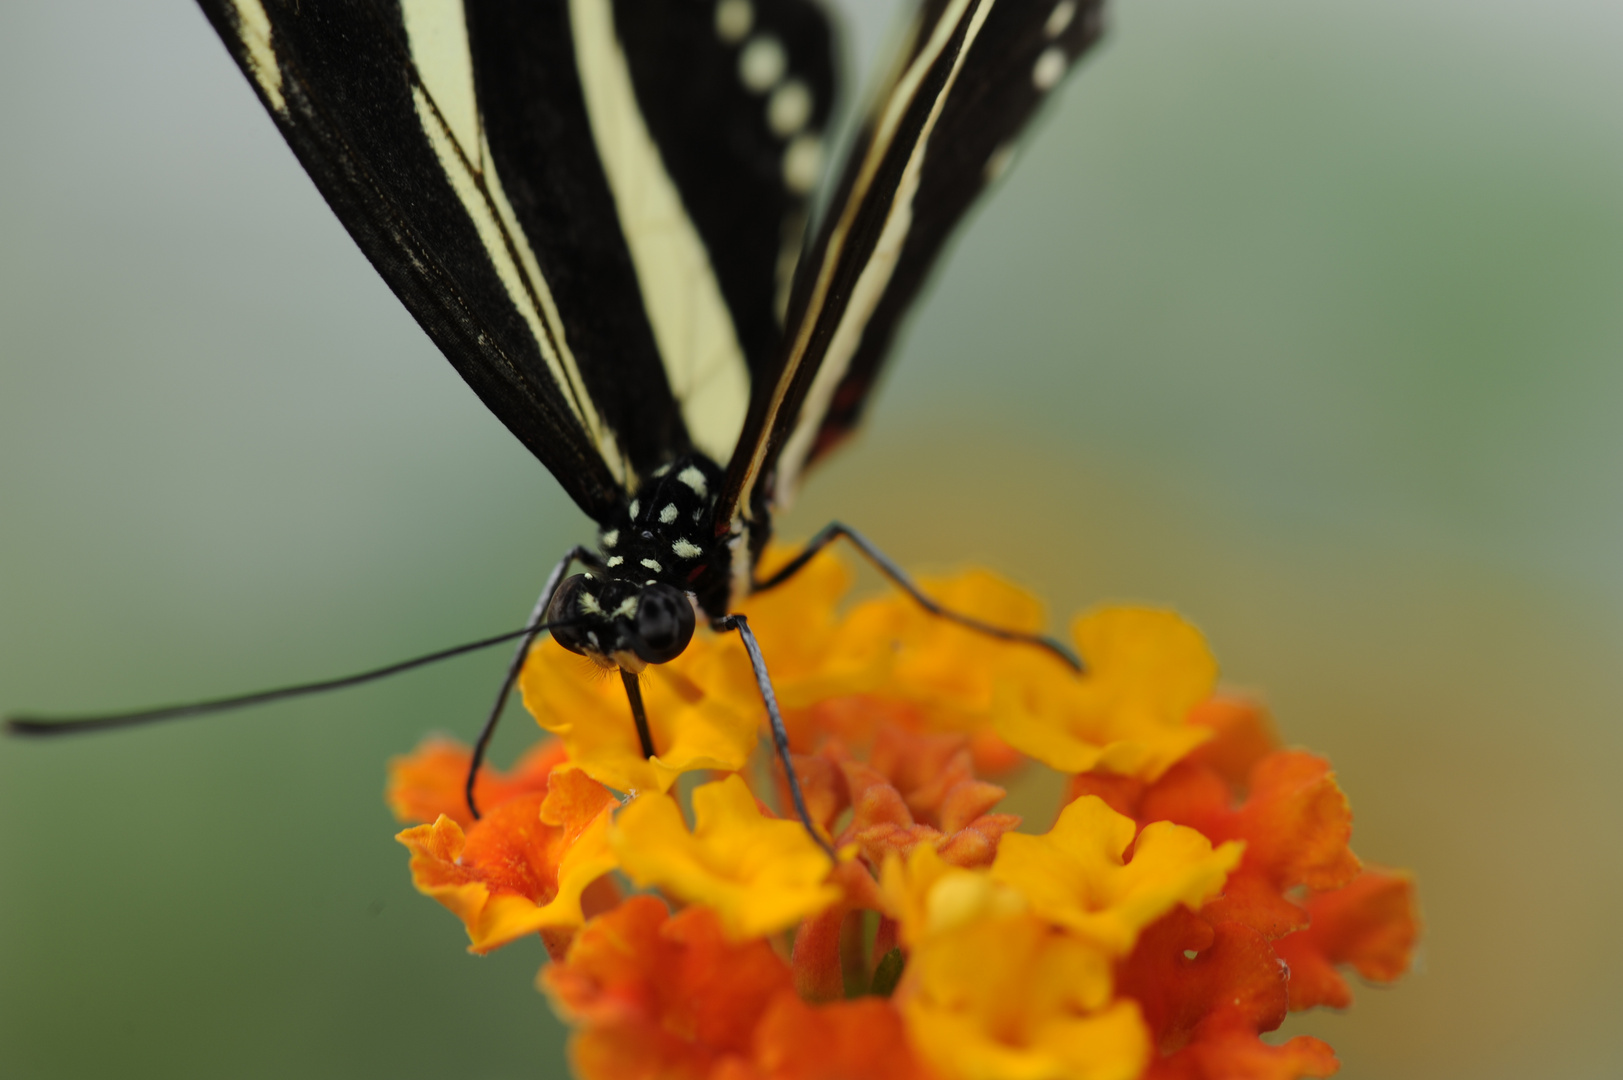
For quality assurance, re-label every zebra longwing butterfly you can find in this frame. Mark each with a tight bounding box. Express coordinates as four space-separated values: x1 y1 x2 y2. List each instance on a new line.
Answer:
13 0 1104 839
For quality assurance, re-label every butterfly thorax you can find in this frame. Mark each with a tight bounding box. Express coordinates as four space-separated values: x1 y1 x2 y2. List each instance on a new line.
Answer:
548 454 739 672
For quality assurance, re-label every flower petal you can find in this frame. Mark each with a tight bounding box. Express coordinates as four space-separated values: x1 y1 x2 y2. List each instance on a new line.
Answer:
544 896 794 1080
991 796 1243 955
901 907 1145 1080
1274 869 1420 1010
1117 908 1289 1053
611 775 841 940
995 608 1216 780
395 765 617 953
520 639 760 793
386 736 566 827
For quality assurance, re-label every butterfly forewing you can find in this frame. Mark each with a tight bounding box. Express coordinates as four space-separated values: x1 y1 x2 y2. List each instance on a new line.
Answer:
201 0 1099 542
199 0 836 521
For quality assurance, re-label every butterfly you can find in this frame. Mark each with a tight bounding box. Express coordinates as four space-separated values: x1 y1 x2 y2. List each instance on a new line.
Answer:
11 0 1102 844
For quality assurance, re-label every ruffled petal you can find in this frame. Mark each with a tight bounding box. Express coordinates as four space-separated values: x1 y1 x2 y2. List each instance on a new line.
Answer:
386 736 566 827
611 775 841 940
991 796 1242 955
1274 869 1420 1010
395 765 617 953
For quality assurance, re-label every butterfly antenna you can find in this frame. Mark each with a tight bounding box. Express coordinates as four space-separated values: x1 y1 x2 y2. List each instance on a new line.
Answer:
5 618 576 737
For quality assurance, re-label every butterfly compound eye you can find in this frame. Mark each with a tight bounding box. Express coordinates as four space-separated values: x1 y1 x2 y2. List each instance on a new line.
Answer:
546 575 594 656
632 584 695 664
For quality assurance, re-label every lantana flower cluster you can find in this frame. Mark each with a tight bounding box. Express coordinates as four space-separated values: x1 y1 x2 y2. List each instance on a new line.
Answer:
387 550 1418 1080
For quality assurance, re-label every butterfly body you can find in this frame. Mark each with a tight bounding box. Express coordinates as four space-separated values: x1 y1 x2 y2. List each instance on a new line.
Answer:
549 452 737 671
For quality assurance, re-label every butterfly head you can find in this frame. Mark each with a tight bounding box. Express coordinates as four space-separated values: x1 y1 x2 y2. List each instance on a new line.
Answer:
548 574 695 672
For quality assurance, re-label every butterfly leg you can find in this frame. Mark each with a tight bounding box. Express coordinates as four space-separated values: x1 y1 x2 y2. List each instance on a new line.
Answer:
466 544 603 818
714 613 837 859
752 522 1083 672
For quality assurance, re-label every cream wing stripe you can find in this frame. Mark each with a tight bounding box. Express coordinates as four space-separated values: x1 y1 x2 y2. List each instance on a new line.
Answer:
400 0 481 163
233 0 285 112
736 0 990 509
569 0 752 465
402 2 626 485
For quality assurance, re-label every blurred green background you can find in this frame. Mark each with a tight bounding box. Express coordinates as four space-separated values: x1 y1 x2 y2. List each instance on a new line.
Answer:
4 1 1621 1076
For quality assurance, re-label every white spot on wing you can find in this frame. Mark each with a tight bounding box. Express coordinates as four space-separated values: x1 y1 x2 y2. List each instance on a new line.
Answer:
659 503 679 524
601 529 619 547
739 35 787 92
570 0 751 465
641 558 663 572
606 555 625 567
1032 46 1067 91
233 0 284 112
676 466 708 498
715 0 753 44
984 143 1017 184
768 80 813 137
1045 1 1077 39
782 134 823 195
672 538 703 559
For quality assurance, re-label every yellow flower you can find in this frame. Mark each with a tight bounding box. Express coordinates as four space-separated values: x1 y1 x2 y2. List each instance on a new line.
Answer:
837 568 1054 734
519 638 761 795
609 774 841 940
901 905 1148 1080
991 795 1244 955
877 843 1019 947
878 844 1148 1080
994 607 1217 779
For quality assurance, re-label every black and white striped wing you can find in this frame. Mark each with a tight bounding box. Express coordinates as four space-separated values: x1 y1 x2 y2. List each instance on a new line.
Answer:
199 0 834 521
723 0 1104 519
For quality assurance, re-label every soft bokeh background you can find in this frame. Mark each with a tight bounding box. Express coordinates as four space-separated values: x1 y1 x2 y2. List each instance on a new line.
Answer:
3 1 1620 1076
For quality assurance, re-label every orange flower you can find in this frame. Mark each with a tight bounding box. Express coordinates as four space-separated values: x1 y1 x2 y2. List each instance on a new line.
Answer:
1117 907 1290 1053
1144 1008 1339 1080
732 993 935 1080
386 735 566 828
545 896 929 1080
793 729 1023 871
396 764 618 954
1072 699 1365 941
1138 751 1361 939
1273 869 1420 1010
391 555 1415 1080
545 897 789 1080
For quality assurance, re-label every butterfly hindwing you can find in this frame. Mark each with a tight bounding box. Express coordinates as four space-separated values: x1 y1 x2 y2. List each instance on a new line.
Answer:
198 0 836 519
723 0 1104 517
